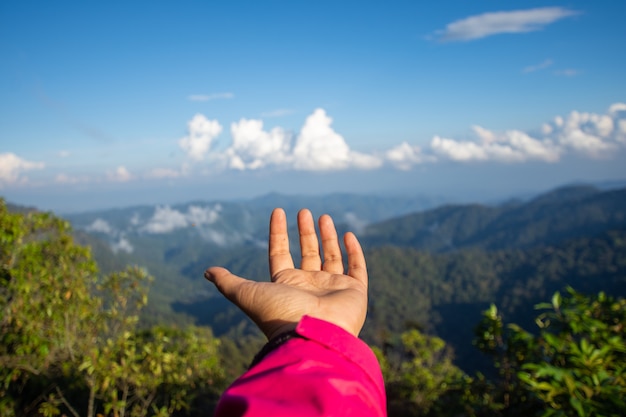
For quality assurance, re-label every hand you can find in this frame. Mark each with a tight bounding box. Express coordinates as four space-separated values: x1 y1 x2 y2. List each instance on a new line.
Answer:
204 208 368 340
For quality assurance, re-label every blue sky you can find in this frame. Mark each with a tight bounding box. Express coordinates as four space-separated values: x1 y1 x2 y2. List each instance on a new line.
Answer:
1 1 625 212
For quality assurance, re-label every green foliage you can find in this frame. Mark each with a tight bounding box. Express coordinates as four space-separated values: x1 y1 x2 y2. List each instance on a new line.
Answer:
0 200 225 417
519 288 626 416
375 329 464 417
469 304 542 416
363 228 626 373
472 289 626 417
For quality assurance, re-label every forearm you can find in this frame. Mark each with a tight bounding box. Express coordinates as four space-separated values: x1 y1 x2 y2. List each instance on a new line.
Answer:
214 316 387 417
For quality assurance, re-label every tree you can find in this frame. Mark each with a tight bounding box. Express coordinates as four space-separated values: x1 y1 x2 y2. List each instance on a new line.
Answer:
0 200 224 416
375 329 464 417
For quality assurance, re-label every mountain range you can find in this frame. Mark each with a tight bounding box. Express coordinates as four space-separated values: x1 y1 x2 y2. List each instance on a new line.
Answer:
57 183 626 372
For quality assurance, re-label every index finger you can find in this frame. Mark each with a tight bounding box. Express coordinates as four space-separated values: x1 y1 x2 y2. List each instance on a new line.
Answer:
269 208 295 278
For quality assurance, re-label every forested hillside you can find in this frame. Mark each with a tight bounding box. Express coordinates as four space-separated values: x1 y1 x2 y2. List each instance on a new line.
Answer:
362 185 626 251
145 185 626 373
65 185 626 336
3 184 625 416
364 228 626 372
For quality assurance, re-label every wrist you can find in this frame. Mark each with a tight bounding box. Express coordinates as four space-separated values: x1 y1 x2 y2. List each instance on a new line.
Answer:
265 321 298 341
250 329 302 369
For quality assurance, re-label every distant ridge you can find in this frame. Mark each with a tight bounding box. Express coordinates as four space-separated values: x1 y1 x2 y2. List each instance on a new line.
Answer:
362 185 626 252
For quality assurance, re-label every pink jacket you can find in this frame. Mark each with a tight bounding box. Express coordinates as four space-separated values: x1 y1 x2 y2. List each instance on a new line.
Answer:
214 316 387 416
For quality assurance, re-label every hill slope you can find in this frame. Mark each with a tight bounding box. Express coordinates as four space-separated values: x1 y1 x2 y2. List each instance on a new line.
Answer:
50 184 626 373
362 185 626 251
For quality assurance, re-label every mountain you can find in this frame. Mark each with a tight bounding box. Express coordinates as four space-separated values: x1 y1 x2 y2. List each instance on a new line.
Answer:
361 185 626 251
63 192 447 326
55 184 626 373
363 228 626 372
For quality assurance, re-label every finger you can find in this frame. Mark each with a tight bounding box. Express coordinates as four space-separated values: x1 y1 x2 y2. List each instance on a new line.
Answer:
205 267 269 334
204 266 252 306
298 209 321 271
269 208 295 278
319 214 344 274
344 232 368 286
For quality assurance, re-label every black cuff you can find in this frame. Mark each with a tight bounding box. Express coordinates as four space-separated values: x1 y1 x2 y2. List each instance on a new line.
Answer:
249 330 302 369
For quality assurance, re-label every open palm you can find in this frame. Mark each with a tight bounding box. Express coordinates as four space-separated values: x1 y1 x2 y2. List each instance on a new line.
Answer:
204 208 368 340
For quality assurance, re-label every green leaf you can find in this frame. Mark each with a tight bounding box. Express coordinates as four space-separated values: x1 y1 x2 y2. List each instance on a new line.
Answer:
552 291 561 310
569 397 585 417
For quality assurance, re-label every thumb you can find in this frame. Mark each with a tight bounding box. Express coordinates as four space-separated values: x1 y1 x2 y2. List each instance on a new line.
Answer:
204 266 250 304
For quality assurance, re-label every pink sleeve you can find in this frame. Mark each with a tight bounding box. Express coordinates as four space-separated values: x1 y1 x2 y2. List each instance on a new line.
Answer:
214 316 387 417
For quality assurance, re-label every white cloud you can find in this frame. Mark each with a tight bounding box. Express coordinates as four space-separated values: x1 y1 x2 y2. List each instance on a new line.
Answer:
431 136 489 161
609 103 626 115
344 212 368 235
142 204 222 233
198 229 230 246
292 108 382 170
187 92 234 101
57 150 71 158
544 108 622 157
609 103 626 144
0 153 45 187
107 166 132 182
178 114 223 161
431 128 561 163
186 204 222 226
386 142 428 170
434 7 578 42
86 218 114 234
523 59 553 73
142 206 188 233
130 213 141 226
200 108 381 171
111 236 134 254
225 119 292 170
426 104 626 165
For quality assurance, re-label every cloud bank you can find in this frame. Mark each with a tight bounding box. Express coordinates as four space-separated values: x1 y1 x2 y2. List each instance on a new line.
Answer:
0 153 45 187
7 102 625 188
434 7 578 42
426 104 626 165
172 102 626 172
177 108 383 172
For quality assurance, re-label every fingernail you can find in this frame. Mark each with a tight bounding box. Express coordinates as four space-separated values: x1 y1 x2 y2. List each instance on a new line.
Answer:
204 270 214 282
